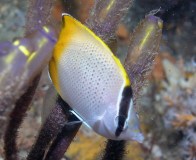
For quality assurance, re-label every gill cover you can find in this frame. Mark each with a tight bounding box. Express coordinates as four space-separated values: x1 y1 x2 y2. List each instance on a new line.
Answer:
49 14 143 142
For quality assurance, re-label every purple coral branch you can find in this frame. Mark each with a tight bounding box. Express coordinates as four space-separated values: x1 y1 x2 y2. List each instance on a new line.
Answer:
26 96 71 160
125 52 157 105
44 124 81 160
101 140 126 160
3 75 41 160
25 0 56 35
1 0 57 160
44 118 81 160
87 0 133 42
0 26 56 141
124 15 162 106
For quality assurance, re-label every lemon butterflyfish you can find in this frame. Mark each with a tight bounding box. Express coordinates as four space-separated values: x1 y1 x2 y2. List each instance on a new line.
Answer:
49 13 143 142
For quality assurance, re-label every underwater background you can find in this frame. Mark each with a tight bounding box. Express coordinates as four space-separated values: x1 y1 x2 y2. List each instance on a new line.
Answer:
0 0 195 160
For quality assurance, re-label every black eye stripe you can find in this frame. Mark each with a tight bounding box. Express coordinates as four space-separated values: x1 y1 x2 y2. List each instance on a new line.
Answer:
115 86 133 137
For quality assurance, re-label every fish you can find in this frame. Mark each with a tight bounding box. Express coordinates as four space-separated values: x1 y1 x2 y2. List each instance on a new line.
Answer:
49 13 143 142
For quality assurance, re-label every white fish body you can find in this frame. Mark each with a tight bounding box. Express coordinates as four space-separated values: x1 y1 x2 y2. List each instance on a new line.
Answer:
49 14 143 142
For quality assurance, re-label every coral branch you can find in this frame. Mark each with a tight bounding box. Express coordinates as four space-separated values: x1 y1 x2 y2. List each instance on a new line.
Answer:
0 27 56 135
87 0 133 42
44 116 81 160
27 96 68 160
25 0 56 35
101 140 126 160
3 75 41 160
124 15 163 105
